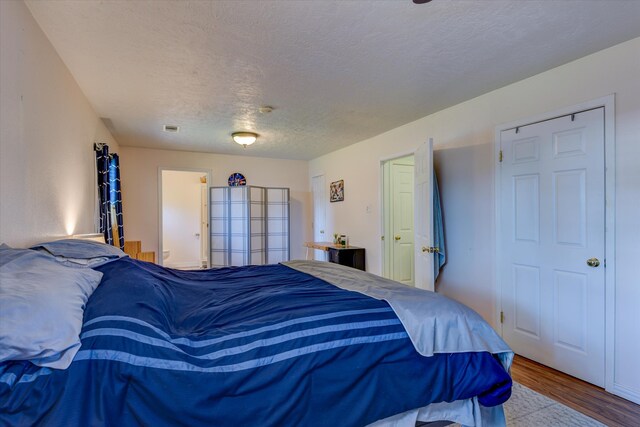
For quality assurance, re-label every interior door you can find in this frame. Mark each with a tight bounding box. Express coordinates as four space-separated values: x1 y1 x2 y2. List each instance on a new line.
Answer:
414 139 435 291
312 174 326 260
200 184 208 268
391 159 415 285
499 108 605 386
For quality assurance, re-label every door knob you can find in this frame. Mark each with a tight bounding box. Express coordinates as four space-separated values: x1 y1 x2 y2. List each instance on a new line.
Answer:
586 257 600 268
320 230 324 234
394 235 401 241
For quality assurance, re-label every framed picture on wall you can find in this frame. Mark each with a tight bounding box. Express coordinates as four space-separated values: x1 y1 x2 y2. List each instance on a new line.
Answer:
228 172 247 186
330 180 344 202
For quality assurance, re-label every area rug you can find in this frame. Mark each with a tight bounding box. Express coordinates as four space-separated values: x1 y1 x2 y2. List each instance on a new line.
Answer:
447 382 604 426
500 382 604 426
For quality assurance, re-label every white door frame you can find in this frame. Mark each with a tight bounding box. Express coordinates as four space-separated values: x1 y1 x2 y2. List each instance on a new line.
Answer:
494 94 616 394
311 173 326 260
158 167 212 267
379 150 415 279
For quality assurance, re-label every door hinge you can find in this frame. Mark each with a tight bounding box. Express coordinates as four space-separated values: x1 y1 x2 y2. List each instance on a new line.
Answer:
498 150 503 163
500 311 504 324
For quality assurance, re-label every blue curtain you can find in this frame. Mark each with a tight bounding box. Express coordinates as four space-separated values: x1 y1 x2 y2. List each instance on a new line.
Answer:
95 144 124 249
433 170 446 280
109 154 125 250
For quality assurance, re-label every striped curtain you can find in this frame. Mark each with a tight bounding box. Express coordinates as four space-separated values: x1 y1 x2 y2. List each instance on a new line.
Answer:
95 144 125 249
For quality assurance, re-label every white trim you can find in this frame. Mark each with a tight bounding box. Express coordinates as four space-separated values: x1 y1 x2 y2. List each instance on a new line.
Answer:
310 172 326 184
310 172 326 261
379 149 415 163
379 148 417 272
380 160 389 278
164 261 204 269
157 168 163 265
158 167 212 268
602 95 617 397
494 94 617 396
612 383 640 405
379 153 416 281
495 95 613 132
379 161 384 275
494 132 502 333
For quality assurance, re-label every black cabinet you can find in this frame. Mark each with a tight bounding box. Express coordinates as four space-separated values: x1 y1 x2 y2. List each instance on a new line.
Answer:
328 247 366 271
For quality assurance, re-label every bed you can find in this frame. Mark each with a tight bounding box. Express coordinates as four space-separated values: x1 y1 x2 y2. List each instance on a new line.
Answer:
0 240 513 427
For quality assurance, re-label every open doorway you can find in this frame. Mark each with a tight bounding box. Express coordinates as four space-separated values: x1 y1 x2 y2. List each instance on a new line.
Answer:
159 168 210 269
381 155 415 285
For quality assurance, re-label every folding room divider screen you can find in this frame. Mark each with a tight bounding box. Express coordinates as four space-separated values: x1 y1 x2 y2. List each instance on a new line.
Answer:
209 186 290 267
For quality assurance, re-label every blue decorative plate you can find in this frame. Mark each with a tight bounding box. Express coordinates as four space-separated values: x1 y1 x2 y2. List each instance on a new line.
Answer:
228 172 247 186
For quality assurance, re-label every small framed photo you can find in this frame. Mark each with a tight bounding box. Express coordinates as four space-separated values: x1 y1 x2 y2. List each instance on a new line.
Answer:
330 180 344 203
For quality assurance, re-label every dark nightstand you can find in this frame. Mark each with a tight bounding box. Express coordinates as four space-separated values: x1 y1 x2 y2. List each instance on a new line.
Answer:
327 246 366 271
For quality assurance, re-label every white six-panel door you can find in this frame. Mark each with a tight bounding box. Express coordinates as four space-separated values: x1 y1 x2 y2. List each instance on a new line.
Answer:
499 108 605 386
391 159 415 285
414 139 435 291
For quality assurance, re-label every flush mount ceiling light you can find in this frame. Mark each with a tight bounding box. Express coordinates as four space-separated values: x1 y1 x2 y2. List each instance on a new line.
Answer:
232 131 258 147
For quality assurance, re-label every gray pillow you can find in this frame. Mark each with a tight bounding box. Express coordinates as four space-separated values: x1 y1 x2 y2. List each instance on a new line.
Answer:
0 245 103 369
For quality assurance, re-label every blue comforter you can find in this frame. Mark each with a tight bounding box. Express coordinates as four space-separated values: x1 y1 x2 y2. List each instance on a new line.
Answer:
0 258 511 426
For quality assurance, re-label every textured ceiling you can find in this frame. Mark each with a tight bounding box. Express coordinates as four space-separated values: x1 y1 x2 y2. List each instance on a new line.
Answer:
25 0 640 160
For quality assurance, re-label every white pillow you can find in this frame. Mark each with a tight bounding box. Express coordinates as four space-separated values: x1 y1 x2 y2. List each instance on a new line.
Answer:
0 246 103 369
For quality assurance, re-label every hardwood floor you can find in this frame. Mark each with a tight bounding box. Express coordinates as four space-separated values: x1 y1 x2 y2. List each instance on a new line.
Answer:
511 354 640 426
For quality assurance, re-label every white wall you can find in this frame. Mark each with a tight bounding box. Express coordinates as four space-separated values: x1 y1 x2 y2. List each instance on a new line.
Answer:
0 0 119 247
161 170 204 268
309 38 640 401
432 144 495 319
4 0 637 401
120 147 311 260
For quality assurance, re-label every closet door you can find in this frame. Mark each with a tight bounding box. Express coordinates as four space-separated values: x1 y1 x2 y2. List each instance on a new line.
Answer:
209 187 229 267
266 188 290 263
250 187 266 265
229 187 249 266
499 109 605 386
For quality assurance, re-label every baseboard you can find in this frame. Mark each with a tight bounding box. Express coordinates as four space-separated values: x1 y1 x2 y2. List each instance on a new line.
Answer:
611 383 640 405
164 261 202 269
